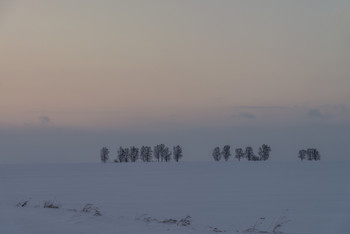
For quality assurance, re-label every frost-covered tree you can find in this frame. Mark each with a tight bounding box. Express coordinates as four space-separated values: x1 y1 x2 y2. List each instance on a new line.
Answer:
252 155 261 161
313 149 321 161
117 147 127 162
258 144 271 161
298 149 307 161
141 146 152 162
140 146 146 162
124 148 130 162
129 146 139 162
212 147 221 161
222 145 231 161
154 144 165 162
162 146 172 162
306 148 321 161
306 149 311 160
245 146 255 161
153 145 160 162
145 146 153 162
160 144 167 162
100 147 109 163
173 145 183 162
235 148 244 161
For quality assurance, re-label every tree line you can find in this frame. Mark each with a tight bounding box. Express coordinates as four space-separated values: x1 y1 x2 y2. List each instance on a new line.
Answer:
212 144 271 161
297 148 321 161
101 144 321 163
100 144 183 163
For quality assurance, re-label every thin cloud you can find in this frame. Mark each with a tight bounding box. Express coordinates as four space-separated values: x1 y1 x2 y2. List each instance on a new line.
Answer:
233 106 287 109
335 104 350 114
307 109 332 119
239 112 256 119
38 116 52 124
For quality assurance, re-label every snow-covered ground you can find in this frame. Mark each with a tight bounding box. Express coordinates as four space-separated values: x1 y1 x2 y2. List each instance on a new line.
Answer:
0 161 349 234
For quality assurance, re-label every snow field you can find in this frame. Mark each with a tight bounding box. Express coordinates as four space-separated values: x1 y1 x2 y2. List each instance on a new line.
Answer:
0 161 349 233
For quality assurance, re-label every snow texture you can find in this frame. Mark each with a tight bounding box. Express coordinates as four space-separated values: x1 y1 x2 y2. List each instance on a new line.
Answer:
0 161 349 233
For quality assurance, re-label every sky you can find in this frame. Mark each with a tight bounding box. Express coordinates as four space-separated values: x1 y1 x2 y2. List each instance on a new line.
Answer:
1 0 350 163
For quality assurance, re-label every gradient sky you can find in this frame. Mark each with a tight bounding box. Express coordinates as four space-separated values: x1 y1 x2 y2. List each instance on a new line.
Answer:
1 0 350 163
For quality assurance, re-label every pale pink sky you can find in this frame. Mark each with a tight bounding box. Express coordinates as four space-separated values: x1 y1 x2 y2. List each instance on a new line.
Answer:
0 1 350 163
1 0 349 128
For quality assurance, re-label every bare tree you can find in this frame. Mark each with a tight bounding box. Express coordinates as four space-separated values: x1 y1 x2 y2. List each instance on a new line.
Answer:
306 148 321 161
235 148 244 161
173 145 183 162
306 148 313 160
145 146 153 162
117 147 126 162
222 145 231 161
258 144 271 161
124 148 130 162
245 146 255 161
129 146 139 162
212 147 221 161
154 144 165 162
141 146 153 162
162 146 172 162
298 149 307 161
100 147 109 163
313 148 321 160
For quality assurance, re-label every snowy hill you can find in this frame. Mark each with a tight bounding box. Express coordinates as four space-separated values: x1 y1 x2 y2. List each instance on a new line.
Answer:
0 161 349 234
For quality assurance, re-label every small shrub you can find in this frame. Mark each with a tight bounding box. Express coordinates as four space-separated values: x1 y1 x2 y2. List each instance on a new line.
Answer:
208 226 227 232
243 215 290 234
81 203 102 216
177 215 191 226
43 201 60 209
161 218 177 224
272 215 290 234
136 214 158 223
16 201 29 207
243 217 266 233
136 214 191 227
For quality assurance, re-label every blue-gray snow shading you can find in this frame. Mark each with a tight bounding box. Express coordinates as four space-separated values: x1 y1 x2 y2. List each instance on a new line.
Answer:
0 162 349 234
